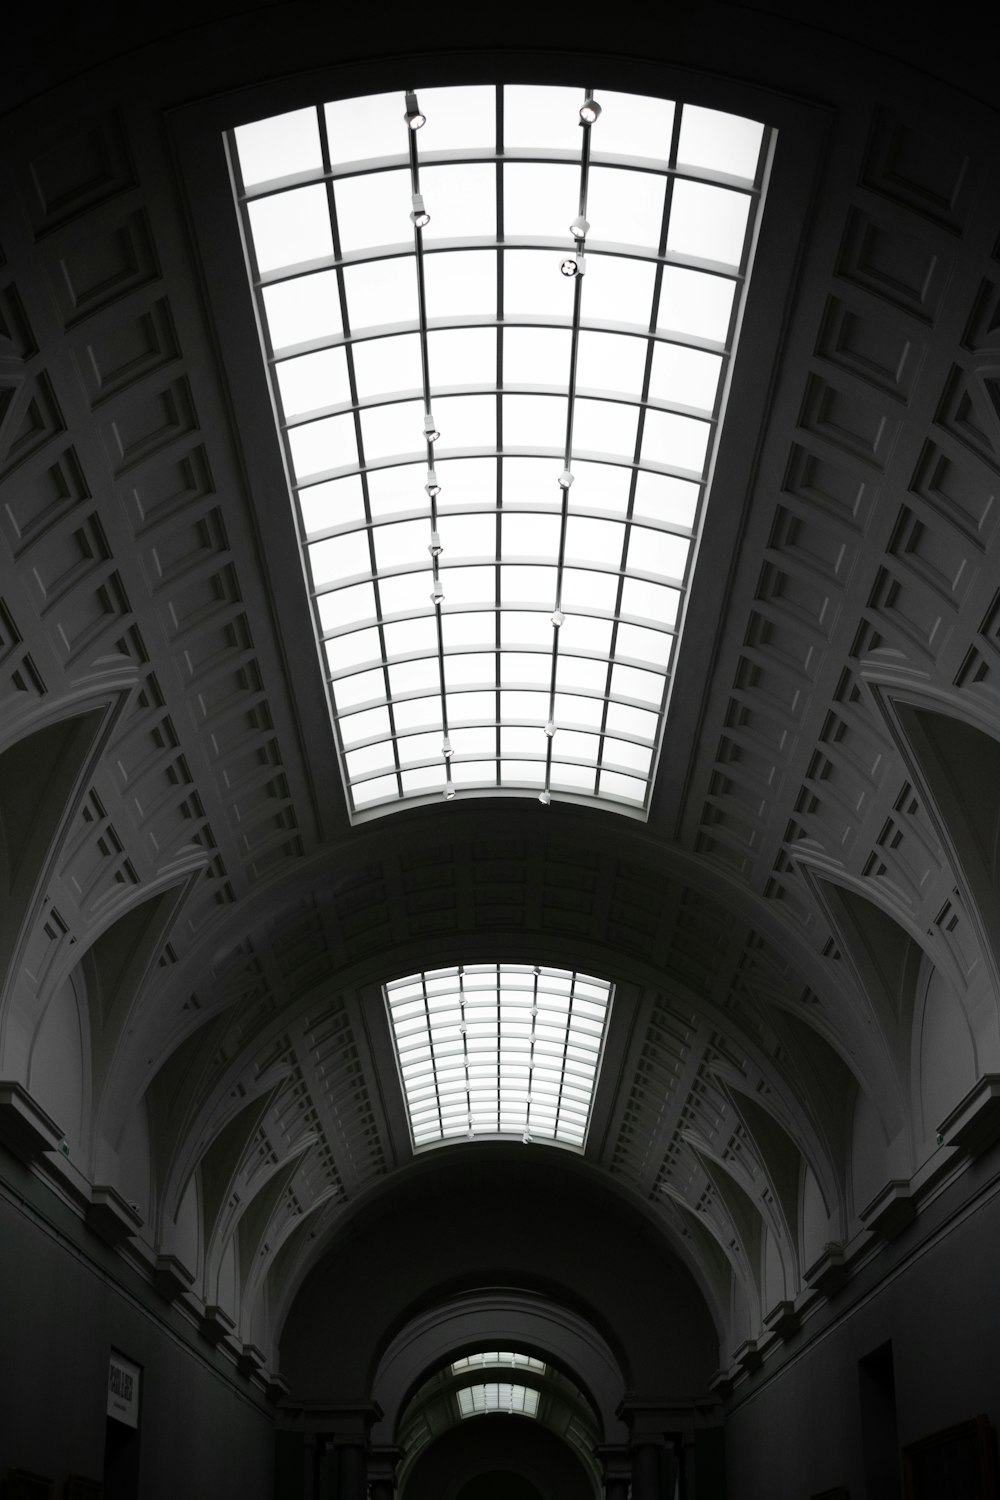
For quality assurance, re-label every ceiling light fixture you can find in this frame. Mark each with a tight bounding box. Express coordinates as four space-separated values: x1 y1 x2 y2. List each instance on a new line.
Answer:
557 469 574 489
428 529 443 556
410 192 430 228
559 254 585 278
569 215 590 239
579 97 602 124
425 470 441 498
423 411 440 442
404 91 426 130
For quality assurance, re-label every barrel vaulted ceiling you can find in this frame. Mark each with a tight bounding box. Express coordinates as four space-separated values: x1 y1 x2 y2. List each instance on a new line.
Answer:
2 0 1000 1407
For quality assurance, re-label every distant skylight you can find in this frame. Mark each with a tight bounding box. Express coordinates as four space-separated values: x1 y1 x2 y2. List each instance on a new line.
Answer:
458 1384 540 1418
231 86 768 818
452 1353 547 1374
384 965 613 1147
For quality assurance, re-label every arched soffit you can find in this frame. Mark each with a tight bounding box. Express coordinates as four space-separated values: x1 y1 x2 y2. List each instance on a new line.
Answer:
372 1289 623 1446
139 802 846 1026
276 1148 721 1405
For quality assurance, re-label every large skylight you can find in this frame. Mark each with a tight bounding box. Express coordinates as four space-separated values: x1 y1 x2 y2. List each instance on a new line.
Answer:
452 1353 547 1374
457 1384 539 1418
384 965 612 1148
231 86 769 818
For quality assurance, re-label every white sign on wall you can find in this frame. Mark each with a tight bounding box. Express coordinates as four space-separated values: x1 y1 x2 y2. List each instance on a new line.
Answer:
107 1351 140 1428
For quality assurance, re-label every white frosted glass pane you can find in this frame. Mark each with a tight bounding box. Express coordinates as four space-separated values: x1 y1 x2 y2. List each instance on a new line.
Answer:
503 250 575 318
373 517 430 571
353 773 399 806
576 330 648 396
438 564 496 605
569 460 632 514
501 759 546 785
384 615 438 656
436 457 497 508
352 332 423 396
325 626 380 673
556 656 607 694
334 169 411 253
668 180 751 266
501 691 548 722
551 728 599 762
559 615 613 655
428 327 497 386
588 166 665 251
325 93 405 165
288 413 358 479
343 257 417 331
501 725 547 755
658 267 735 342
236 108 323 187
276 347 351 417
503 394 567 449
565 516 626 567
442 513 496 560
551 762 597 793
421 163 497 241
626 526 690 581
504 162 580 240
500 609 554 651
434 395 497 449
503 327 571 387
604 700 658 740
298 474 366 535
553 693 604 730
308 528 367 585
452 759 494 784
451 726 496 755
599 769 646 802
590 91 675 161
501 653 550 686
504 85 583 152
632 471 699 528
261 271 343 350
678 105 764 180
401 765 446 795
620 576 681 627
361 399 424 460
603 737 653 775
418 86 496 151
389 657 439 695
339 704 391 745
574 398 639 458
334 667 386 710
379 571 433 616
423 250 497 318
648 342 722 411
345 740 393 779
248 185 333 273
317 580 376 631
447 691 496 724
642 408 711 473
398 729 446 765
501 565 557 605
584 255 657 326
367 463 425 517
610 663 665 706
502 512 561 557
615 622 674 668
442 611 495 651
560 568 619 612
394 697 443 731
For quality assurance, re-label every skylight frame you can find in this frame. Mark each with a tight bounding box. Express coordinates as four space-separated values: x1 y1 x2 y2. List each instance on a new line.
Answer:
456 1383 540 1419
229 86 772 821
383 963 614 1150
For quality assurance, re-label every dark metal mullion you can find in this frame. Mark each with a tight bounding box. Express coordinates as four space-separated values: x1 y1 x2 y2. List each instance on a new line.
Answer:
545 92 594 802
420 976 445 1144
552 982 578 1139
495 85 505 786
406 93 451 795
597 99 683 806
318 105 402 806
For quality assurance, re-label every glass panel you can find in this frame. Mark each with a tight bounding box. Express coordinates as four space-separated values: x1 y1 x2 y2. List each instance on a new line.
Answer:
648 341 723 412
587 165 665 251
428 327 497 387
361 399 425 461
325 92 405 165
503 327 572 387
642 408 711 474
421 163 497 241
418 86 497 151
276 347 352 418
423 250 497 319
503 393 567 449
573 398 639 458
503 249 575 318
503 85 584 153
343 257 417 331
590 90 675 161
299 475 366 535
352 331 423 396
235 107 323 187
261 270 343 351
288 413 358 480
668 179 751 267
334 169 412 253
248 185 333 273
678 104 765 180
584 255 658 326
576 330 648 396
504 162 581 241
658 267 735 342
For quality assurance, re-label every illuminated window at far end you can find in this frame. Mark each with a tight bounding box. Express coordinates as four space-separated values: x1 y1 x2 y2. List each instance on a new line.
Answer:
231 84 770 818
